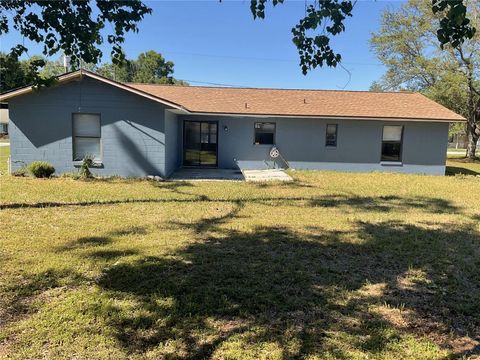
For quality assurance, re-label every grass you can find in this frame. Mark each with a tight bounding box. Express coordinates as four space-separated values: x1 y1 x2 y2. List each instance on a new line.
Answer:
0 170 479 359
446 155 480 176
0 145 9 175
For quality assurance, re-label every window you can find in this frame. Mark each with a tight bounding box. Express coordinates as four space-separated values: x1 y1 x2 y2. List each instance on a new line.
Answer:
381 125 403 162
73 113 101 161
254 122 275 145
325 124 338 147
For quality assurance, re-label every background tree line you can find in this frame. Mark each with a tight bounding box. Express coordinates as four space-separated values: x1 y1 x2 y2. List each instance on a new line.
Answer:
0 50 187 92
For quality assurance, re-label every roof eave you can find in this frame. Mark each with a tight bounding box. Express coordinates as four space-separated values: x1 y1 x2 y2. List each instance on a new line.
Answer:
168 109 465 122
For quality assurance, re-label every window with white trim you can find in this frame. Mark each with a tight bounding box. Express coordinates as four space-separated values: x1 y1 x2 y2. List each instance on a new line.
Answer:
73 113 101 161
381 125 403 162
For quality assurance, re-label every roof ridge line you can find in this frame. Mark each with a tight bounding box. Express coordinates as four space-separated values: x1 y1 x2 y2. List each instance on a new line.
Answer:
127 82 416 94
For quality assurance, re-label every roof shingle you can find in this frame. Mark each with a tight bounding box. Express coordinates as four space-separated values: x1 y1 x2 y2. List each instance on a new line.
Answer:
0 70 466 122
128 83 465 122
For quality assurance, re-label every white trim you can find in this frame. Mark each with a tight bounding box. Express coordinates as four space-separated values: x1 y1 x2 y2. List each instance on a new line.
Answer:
167 109 463 123
380 161 403 166
72 160 103 167
0 71 81 101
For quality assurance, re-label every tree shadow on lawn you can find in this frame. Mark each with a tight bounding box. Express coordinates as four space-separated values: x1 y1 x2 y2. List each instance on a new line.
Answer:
1 229 146 329
3 195 477 357
54 227 146 258
446 157 480 176
445 166 480 176
95 218 479 358
0 268 89 329
0 193 462 216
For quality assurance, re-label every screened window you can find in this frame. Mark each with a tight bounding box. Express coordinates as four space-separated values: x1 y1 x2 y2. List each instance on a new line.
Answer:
381 125 403 162
325 124 338 147
254 122 275 145
73 113 101 161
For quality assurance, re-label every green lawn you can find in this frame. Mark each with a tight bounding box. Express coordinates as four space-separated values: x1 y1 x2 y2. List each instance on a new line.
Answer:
0 145 9 175
446 156 480 176
0 170 479 359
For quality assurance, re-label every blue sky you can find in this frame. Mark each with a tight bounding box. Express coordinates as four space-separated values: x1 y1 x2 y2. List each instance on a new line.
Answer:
1 0 403 90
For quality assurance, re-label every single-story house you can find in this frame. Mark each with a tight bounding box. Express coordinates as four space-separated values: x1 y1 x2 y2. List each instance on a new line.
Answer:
0 69 465 177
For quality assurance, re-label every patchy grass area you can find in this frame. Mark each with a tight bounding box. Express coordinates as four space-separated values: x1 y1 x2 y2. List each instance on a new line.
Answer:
0 171 479 359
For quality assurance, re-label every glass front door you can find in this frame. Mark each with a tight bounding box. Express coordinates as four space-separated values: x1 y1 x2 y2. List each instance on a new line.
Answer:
183 121 218 167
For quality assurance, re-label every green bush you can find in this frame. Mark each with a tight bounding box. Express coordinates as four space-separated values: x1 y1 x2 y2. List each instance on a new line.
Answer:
27 161 55 178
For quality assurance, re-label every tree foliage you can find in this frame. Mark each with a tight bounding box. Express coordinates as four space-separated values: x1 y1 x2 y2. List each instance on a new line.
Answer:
0 0 151 87
96 51 188 85
0 53 48 91
0 0 151 65
1 1 476 82
0 51 186 93
251 0 476 75
432 0 477 48
371 0 479 158
251 0 353 74
133 51 174 83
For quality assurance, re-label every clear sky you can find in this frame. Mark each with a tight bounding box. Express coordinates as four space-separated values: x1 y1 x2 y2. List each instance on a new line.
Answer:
1 0 404 90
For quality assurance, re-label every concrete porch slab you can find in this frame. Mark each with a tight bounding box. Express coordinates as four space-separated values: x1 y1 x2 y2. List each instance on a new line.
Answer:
169 168 293 182
170 168 245 181
242 169 293 182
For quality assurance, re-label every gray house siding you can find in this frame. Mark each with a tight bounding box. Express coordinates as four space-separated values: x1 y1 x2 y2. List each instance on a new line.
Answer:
164 110 179 177
178 115 449 175
9 77 170 177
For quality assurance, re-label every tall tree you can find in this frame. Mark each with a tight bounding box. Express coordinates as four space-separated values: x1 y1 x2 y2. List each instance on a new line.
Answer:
133 51 174 84
371 0 479 158
96 62 132 83
0 53 30 91
0 53 64 92
96 51 187 85
0 50 187 93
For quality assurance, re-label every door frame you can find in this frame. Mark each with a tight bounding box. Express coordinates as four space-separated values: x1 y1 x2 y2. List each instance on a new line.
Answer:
182 120 219 168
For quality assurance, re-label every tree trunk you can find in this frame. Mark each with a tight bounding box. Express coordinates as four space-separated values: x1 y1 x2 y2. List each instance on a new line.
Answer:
466 124 478 158
457 47 479 159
